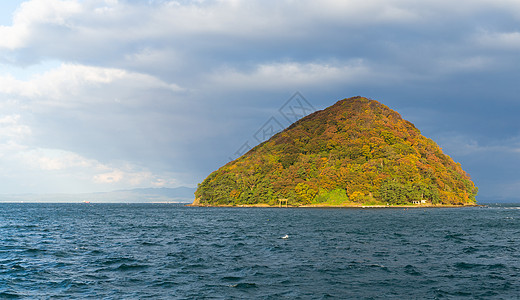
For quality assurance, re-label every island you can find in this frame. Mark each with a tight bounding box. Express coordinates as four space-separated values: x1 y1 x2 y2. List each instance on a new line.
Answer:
192 96 478 207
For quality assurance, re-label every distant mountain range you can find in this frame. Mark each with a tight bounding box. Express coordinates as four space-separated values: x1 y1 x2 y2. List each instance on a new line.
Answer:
0 187 196 203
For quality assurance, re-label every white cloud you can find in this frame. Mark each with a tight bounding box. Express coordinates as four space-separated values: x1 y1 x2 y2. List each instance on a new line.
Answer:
207 60 388 91
91 164 180 188
0 0 82 49
0 0 414 52
0 0 518 86
301 0 420 24
0 146 182 192
0 63 182 107
476 30 520 50
436 56 496 73
437 134 520 156
0 114 31 139
0 60 188 193
1 0 513 65
123 47 180 69
93 168 176 186
0 114 31 159
93 170 124 183
19 148 96 171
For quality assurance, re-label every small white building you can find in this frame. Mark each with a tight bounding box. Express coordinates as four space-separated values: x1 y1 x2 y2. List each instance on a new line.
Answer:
412 199 428 205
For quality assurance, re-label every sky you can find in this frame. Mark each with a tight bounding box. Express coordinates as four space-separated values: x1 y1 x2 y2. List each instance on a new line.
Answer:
0 0 519 202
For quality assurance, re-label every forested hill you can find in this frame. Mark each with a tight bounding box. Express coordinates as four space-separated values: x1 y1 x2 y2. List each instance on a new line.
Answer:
194 97 478 206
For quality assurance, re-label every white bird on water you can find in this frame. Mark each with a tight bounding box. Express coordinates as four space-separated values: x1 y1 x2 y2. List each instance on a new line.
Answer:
281 234 289 239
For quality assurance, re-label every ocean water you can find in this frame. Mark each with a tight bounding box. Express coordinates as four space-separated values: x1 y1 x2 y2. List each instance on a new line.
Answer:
1 203 520 299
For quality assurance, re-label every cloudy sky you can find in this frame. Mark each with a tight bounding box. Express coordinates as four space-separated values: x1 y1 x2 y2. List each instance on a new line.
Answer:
0 0 519 201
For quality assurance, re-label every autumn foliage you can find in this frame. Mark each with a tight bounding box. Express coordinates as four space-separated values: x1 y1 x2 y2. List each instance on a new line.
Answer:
195 97 478 206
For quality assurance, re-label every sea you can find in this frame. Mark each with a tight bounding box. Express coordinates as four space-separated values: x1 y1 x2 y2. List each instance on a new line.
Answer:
1 203 520 299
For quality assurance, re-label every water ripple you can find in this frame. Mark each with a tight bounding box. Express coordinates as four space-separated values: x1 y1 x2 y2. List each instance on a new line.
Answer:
1 203 520 298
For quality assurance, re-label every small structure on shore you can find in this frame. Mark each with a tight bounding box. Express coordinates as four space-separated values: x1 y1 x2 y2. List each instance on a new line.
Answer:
412 200 428 205
278 199 288 207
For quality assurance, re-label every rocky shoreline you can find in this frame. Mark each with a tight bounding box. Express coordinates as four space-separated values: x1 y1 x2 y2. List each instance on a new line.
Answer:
186 202 482 208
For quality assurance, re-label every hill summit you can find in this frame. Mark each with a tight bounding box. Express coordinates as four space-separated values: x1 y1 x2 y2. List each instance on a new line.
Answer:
194 97 478 206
